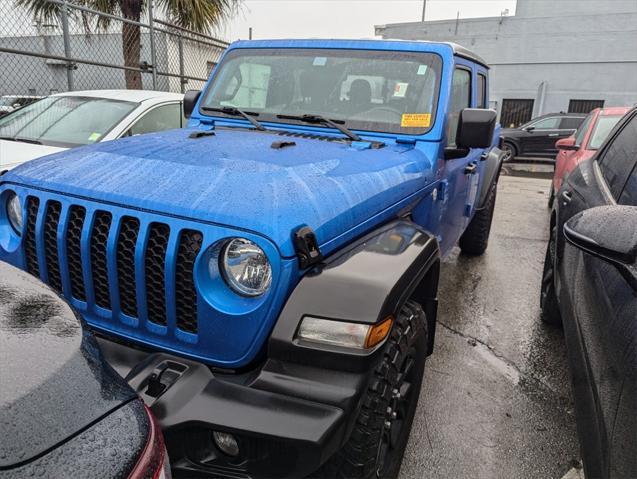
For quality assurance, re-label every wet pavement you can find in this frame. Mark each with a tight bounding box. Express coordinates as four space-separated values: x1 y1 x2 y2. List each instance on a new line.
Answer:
399 174 582 479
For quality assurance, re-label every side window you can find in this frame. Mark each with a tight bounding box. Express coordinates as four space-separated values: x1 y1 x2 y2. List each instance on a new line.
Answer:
530 117 560 129
127 103 182 136
574 114 593 147
618 164 637 206
560 117 584 130
447 68 471 146
598 114 637 200
477 73 487 109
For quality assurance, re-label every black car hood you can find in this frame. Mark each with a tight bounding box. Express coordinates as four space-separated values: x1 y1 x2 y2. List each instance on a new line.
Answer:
0 263 136 468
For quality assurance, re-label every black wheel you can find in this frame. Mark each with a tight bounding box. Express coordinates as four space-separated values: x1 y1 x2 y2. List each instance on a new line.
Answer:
547 184 555 209
317 301 428 479
502 142 516 162
459 182 497 256
540 222 562 325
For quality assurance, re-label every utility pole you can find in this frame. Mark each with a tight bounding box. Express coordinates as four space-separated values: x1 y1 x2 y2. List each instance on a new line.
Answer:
421 0 427 22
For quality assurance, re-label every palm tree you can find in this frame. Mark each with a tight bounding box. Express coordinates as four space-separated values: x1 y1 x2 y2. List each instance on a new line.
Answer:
16 0 238 89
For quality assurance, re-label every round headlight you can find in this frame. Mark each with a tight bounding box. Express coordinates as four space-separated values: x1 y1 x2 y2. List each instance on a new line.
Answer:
6 192 23 235
220 238 272 297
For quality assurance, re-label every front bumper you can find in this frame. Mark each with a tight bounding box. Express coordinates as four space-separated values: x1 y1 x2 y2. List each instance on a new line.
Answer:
97 335 373 478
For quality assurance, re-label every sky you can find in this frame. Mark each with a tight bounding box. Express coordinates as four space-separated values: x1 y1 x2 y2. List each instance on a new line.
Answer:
220 0 517 41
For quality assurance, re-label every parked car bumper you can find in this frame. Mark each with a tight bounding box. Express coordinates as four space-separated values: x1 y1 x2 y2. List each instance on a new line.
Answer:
96 335 372 478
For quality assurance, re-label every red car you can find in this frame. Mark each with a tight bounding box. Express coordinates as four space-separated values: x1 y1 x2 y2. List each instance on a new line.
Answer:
549 106 631 207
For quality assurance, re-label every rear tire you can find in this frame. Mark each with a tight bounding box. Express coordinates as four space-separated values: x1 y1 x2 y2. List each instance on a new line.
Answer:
317 301 428 479
459 182 497 256
502 142 516 162
548 184 555 209
540 222 562 326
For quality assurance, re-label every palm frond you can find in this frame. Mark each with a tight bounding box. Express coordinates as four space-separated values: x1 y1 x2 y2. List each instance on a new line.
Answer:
14 0 62 24
158 0 239 33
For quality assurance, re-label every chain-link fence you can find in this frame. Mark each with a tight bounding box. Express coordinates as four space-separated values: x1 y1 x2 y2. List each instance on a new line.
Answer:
0 0 229 97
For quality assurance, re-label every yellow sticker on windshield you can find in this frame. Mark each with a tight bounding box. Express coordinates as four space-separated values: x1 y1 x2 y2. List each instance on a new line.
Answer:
401 113 431 128
88 132 101 142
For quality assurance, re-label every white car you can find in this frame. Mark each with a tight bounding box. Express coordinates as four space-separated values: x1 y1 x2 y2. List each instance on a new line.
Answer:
0 90 184 171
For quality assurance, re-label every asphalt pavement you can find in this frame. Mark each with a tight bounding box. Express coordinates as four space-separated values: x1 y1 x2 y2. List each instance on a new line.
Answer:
399 173 583 479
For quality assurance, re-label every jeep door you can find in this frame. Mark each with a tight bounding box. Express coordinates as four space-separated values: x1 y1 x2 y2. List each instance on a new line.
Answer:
438 63 482 254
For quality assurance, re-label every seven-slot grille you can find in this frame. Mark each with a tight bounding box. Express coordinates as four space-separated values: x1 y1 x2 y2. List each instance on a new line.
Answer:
23 196 203 334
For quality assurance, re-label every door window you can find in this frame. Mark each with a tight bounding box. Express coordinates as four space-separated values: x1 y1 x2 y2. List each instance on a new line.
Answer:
127 103 182 136
560 116 584 130
447 68 471 147
477 73 487 109
529 117 560 130
618 164 637 206
598 114 637 200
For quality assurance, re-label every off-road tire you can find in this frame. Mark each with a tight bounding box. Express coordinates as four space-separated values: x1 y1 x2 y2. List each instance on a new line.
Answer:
547 184 555 209
540 222 562 326
316 301 428 479
459 182 497 256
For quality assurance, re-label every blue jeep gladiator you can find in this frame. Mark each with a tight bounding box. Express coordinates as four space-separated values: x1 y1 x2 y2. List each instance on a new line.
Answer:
0 39 502 478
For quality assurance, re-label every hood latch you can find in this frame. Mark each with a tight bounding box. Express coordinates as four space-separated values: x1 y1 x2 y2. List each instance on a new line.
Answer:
294 226 323 269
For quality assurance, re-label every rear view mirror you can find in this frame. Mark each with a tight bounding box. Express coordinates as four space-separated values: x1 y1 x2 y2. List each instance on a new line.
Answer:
183 89 202 118
524 126 535 132
456 109 497 149
556 136 578 151
564 205 637 266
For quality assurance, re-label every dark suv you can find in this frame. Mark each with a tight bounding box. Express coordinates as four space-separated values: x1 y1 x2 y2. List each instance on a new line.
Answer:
540 107 636 478
500 112 586 161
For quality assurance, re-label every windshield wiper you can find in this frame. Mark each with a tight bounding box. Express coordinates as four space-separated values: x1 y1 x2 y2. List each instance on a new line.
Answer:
202 106 266 131
0 135 42 145
276 114 361 142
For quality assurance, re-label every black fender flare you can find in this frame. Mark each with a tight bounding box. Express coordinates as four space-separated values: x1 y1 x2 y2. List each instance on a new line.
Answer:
477 146 504 209
268 220 440 373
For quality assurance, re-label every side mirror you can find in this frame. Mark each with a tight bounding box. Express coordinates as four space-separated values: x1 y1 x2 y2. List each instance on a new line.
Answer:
445 108 497 160
183 89 202 119
564 205 637 266
524 126 535 132
456 108 497 149
556 136 578 151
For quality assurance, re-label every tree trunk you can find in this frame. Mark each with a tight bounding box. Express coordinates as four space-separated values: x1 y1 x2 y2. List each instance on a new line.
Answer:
120 0 143 89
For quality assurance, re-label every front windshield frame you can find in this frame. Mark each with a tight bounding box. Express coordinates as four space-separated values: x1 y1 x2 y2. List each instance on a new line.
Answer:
199 48 443 136
0 96 138 148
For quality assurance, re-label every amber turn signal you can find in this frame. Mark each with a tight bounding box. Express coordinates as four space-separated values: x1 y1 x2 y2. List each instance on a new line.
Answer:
364 316 393 349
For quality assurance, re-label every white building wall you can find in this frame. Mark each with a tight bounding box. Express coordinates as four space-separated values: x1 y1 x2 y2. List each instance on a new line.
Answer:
375 0 637 120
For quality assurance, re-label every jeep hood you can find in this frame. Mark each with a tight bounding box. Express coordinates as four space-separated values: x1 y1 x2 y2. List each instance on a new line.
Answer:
4 127 437 257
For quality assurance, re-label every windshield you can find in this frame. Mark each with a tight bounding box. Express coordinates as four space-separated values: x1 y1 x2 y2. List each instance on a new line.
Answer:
201 48 442 135
588 115 623 150
0 96 137 147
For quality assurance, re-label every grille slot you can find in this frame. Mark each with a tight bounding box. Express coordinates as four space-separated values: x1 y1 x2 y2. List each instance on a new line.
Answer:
66 206 86 301
116 216 140 317
43 201 62 292
90 211 112 310
18 195 206 341
175 230 202 333
145 222 170 326
24 197 40 277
